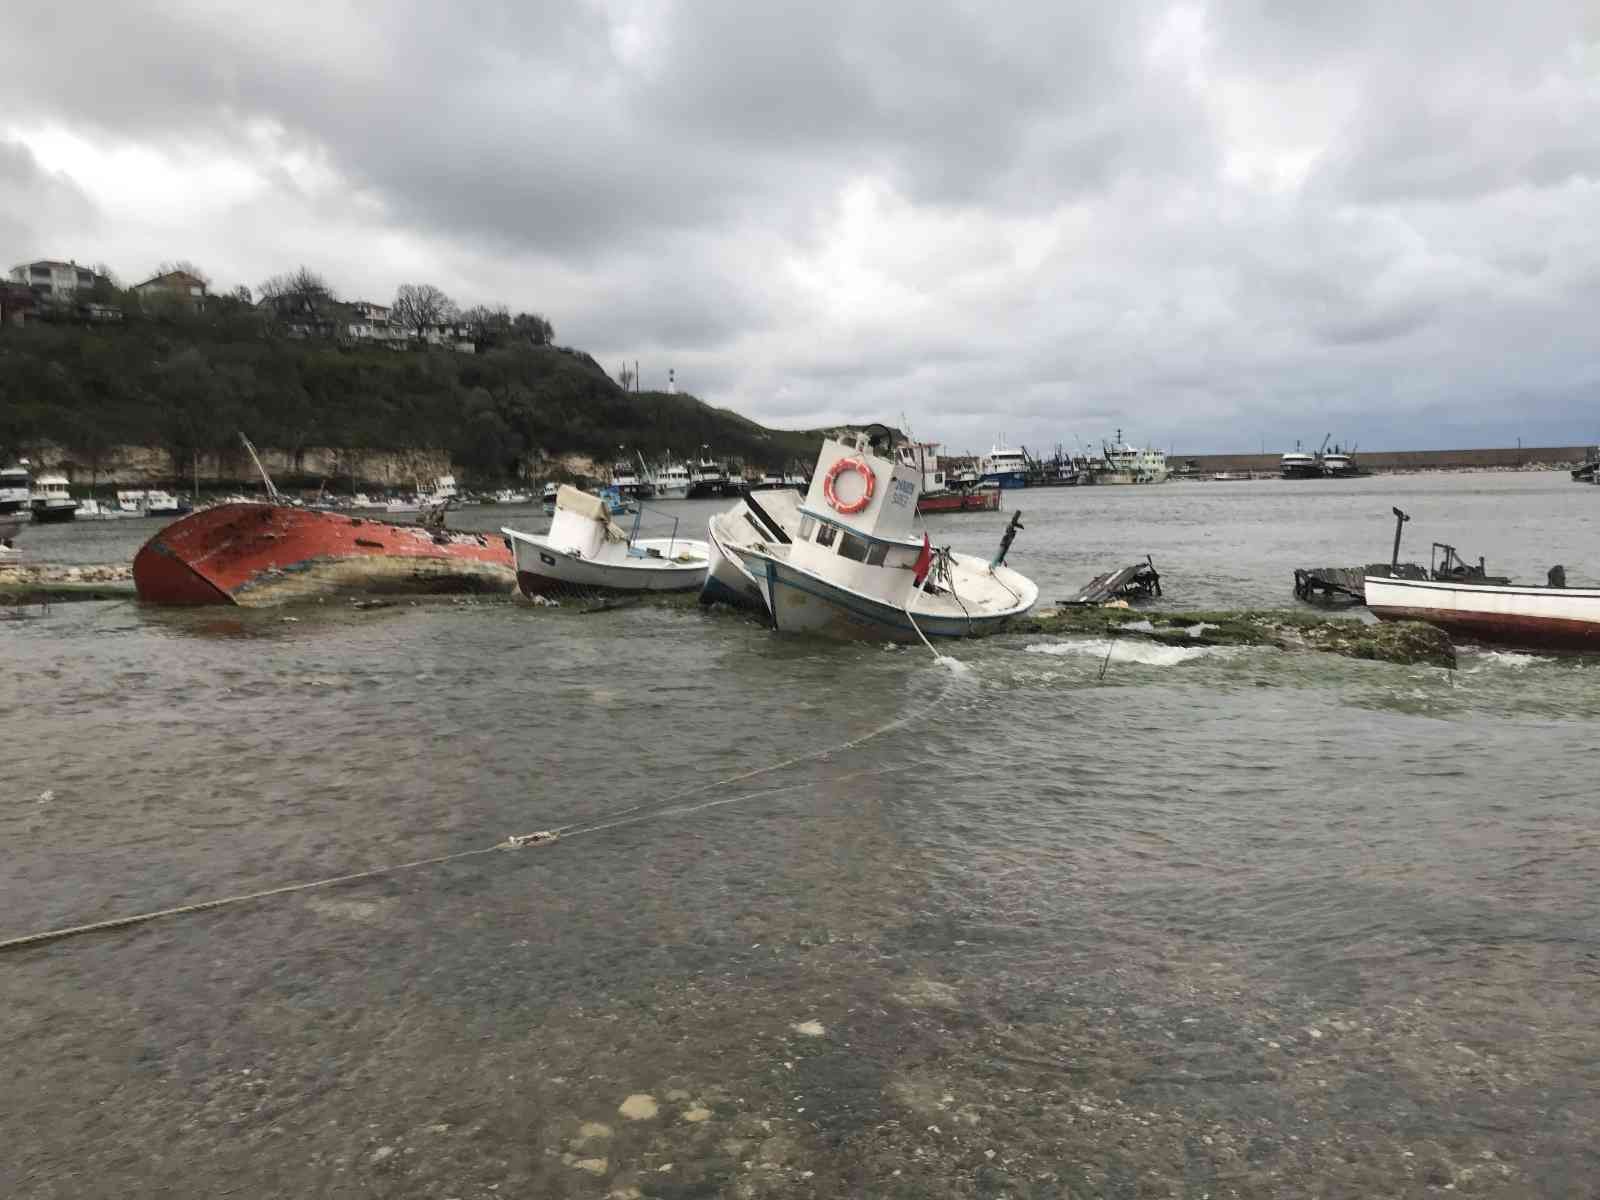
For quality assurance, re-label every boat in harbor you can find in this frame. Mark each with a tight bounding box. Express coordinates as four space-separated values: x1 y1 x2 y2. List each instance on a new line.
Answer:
133 436 514 606
1321 445 1364 477
1 462 30 517
1090 432 1169 484
689 452 728 498
726 430 1038 642
1280 444 1321 479
491 487 533 505
503 485 708 598
654 459 692 500
29 475 79 523
611 453 654 501
897 442 1001 514
542 482 559 515
978 443 1028 489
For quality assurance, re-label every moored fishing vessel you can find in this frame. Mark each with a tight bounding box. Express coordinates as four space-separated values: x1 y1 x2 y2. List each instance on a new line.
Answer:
1092 432 1168 484
979 444 1028 489
29 475 79 523
690 452 727 498
728 430 1038 642
654 459 692 500
1280 443 1322 479
503 486 708 598
0 462 30 516
898 441 1001 513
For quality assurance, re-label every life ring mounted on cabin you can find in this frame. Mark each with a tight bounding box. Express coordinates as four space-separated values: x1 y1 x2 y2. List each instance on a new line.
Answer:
823 457 876 515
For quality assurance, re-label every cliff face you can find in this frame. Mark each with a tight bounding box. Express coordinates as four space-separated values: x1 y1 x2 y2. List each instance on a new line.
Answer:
0 322 823 486
21 442 605 489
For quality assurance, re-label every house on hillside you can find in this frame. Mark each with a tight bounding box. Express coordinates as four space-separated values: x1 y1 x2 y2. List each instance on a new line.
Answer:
256 291 339 339
8 259 114 303
347 301 403 345
134 269 209 311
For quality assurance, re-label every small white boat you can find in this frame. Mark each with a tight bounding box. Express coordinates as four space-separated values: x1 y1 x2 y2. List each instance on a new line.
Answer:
1366 571 1600 652
542 482 558 516
503 485 709 599
726 432 1038 642
492 488 533 505
75 498 124 520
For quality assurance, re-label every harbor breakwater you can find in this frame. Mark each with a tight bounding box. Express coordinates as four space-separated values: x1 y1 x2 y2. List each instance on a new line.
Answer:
1179 445 1592 474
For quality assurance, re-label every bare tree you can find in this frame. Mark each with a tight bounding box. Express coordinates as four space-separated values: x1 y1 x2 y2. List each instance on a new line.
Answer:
618 363 636 390
460 303 512 346
393 283 456 343
157 260 211 285
259 266 335 308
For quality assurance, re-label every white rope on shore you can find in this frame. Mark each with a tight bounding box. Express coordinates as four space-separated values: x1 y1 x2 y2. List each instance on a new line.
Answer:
0 662 967 954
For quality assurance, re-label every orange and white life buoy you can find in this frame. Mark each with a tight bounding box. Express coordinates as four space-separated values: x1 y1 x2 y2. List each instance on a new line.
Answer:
823 457 876 514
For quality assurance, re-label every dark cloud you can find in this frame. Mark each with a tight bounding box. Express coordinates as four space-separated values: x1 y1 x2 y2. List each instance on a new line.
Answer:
2 2 1598 451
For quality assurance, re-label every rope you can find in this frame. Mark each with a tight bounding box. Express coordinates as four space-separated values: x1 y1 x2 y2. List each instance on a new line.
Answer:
1 663 967 954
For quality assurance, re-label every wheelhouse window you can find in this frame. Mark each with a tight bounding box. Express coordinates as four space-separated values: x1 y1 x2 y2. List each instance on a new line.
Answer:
798 515 816 540
837 532 870 562
865 544 889 566
815 523 837 548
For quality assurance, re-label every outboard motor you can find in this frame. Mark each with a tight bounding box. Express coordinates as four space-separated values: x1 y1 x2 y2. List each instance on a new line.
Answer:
1548 564 1566 588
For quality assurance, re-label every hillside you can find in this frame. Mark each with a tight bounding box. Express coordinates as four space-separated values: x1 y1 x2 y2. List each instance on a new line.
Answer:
0 320 826 486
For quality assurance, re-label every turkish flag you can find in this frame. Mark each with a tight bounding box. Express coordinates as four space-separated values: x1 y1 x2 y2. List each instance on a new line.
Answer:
913 532 932 585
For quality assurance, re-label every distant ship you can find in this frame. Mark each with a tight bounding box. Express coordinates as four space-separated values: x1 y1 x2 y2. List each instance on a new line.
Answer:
978 443 1028 489
1280 443 1322 479
1090 431 1168 484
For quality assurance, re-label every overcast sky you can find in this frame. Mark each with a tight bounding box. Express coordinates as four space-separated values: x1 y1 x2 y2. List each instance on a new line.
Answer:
4 2 1598 453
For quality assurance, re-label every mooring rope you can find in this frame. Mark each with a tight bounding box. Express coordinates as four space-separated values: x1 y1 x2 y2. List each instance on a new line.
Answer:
1 662 968 954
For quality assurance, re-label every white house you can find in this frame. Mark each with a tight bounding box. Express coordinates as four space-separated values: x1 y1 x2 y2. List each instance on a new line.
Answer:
9 259 111 302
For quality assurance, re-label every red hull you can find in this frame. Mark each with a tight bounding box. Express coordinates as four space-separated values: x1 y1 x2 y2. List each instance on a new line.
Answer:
133 503 515 606
1370 605 1600 652
917 489 1001 514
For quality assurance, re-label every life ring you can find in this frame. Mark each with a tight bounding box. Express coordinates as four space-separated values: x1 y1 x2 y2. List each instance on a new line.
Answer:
823 458 875 515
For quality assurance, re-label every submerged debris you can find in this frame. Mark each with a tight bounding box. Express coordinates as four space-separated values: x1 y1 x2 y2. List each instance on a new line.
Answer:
1010 606 1456 669
1061 557 1162 606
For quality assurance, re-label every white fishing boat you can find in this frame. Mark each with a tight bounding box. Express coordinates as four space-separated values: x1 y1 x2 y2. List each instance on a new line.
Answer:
0 462 30 516
503 485 709 598
1094 432 1169 484
74 498 124 520
29 475 79 523
542 482 558 516
1366 574 1600 652
1281 443 1321 479
654 459 692 500
492 487 532 505
703 488 804 611
726 431 1038 642
690 453 726 498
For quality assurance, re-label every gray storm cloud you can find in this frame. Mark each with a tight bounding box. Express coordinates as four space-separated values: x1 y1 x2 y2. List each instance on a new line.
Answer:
3 1 1596 451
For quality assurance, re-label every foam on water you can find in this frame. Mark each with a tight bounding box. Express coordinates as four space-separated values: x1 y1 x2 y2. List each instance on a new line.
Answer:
1467 649 1555 671
1024 638 1232 668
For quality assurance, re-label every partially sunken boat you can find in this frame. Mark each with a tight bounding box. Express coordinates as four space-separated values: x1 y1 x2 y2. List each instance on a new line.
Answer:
704 489 802 611
133 436 515 606
503 485 709 599
724 431 1038 641
1363 510 1593 651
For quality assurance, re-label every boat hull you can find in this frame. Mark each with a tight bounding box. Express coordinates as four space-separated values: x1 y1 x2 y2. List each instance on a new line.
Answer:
508 532 709 598
30 502 78 524
702 521 768 612
133 503 516 606
1365 575 1600 651
742 553 1030 643
979 470 1028 489
917 488 1001 514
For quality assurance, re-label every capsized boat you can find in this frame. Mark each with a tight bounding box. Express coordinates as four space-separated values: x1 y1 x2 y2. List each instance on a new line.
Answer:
133 435 514 606
503 485 709 599
726 430 1038 641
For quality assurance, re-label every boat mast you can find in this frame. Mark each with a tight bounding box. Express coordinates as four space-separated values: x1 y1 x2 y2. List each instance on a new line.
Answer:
238 433 283 505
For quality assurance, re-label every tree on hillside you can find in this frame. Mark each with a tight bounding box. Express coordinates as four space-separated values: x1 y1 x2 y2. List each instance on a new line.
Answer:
393 283 456 344
157 260 211 285
460 304 512 347
617 363 636 391
513 311 553 345
260 266 335 309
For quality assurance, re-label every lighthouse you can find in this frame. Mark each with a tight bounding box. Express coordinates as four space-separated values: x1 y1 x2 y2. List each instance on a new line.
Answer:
667 368 676 395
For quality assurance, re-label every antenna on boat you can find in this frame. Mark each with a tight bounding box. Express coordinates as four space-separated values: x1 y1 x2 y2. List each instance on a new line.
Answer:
239 433 282 505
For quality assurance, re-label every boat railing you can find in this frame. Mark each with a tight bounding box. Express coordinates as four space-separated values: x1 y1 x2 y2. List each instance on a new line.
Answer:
626 504 682 559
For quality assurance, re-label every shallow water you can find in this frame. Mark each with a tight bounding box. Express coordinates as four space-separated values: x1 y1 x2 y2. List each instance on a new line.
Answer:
4 472 1598 1197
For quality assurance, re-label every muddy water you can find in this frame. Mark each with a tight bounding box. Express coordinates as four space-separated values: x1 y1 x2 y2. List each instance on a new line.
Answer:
3 472 1598 1197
